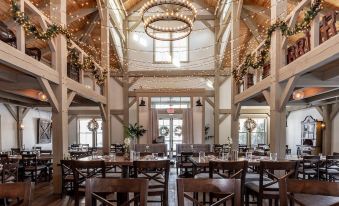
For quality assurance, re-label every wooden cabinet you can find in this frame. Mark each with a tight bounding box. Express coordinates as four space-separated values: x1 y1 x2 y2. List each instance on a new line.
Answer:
300 115 323 155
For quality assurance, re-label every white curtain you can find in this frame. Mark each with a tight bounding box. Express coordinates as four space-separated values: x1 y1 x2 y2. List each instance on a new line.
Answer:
182 109 193 144
148 109 159 144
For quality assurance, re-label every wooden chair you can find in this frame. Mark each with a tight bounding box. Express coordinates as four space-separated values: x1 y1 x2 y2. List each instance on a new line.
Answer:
21 154 48 183
176 152 195 177
1 162 19 183
71 160 106 206
209 161 248 205
133 160 170 206
177 178 241 206
0 182 32 206
11 148 21 155
279 179 339 206
320 155 339 181
298 155 320 180
60 160 74 196
333 152 339 156
85 178 149 206
0 153 9 164
245 160 299 206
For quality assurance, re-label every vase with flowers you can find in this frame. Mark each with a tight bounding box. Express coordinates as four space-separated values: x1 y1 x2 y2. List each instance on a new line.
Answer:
123 137 131 160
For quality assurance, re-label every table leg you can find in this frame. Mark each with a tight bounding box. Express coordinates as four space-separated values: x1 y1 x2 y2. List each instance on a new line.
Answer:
117 165 130 204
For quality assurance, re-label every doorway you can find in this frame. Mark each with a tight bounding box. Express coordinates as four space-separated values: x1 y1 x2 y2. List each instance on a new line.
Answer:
158 115 183 156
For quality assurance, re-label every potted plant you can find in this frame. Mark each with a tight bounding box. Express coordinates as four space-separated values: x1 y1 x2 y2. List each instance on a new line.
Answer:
124 123 147 144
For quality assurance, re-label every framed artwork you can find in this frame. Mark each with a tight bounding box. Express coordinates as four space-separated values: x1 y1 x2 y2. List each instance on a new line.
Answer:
37 118 52 144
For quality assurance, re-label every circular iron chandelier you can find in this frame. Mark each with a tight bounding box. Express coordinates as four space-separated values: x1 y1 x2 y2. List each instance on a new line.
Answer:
140 0 197 41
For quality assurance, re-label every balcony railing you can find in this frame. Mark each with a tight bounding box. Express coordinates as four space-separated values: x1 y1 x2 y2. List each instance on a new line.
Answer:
235 0 338 95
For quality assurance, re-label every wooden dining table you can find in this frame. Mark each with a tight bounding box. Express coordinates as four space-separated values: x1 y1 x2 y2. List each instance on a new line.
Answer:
9 154 53 161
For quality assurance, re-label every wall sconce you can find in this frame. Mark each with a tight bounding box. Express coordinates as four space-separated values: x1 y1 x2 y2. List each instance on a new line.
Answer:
293 90 304 100
196 98 203 106
38 92 48 101
139 98 146 106
321 122 326 128
20 123 25 129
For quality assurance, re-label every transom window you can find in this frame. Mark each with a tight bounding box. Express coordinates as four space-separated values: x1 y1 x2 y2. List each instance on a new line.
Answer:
154 33 188 63
151 97 191 109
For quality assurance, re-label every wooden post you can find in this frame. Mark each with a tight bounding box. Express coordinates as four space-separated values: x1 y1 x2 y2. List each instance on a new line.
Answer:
122 19 129 137
50 0 68 194
269 0 288 159
230 0 241 150
214 72 220 144
16 0 25 52
101 0 111 155
16 107 23 148
322 105 332 155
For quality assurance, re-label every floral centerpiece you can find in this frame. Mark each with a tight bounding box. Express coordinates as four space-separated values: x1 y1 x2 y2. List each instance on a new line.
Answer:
225 137 233 149
123 137 131 159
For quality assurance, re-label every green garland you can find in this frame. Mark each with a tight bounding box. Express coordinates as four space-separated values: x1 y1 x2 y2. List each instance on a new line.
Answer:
232 0 323 83
10 0 107 86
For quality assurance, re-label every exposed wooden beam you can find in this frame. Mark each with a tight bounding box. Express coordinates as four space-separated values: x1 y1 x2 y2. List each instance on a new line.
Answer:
22 107 30 119
67 91 77 108
67 8 98 24
279 75 299 110
279 34 339 82
65 78 106 104
128 15 215 21
37 77 60 112
296 73 339 87
112 69 231 77
242 5 270 19
99 103 107 121
234 103 241 121
128 77 139 88
219 114 229 124
330 104 339 120
236 0 243 20
0 90 42 105
79 12 100 43
113 114 124 125
4 104 18 121
0 42 59 84
206 97 215 107
113 77 124 87
241 10 262 43
262 90 271 106
306 89 339 104
127 0 148 16
129 97 137 108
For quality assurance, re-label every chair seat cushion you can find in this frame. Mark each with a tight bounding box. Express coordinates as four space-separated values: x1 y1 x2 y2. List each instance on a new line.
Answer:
293 194 339 206
299 168 317 174
194 173 222 179
245 181 279 196
245 173 271 183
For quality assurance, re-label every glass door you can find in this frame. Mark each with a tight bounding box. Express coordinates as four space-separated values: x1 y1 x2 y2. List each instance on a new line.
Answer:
159 116 183 156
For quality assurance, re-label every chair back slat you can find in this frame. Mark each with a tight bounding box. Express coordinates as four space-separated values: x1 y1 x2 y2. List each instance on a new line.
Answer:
279 179 339 206
85 178 148 206
1 162 19 183
259 161 299 194
0 182 32 206
177 178 241 206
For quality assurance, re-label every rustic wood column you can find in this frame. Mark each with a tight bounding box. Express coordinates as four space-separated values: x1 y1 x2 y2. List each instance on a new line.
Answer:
50 0 68 193
101 0 111 154
230 0 241 149
122 19 129 137
269 0 288 159
322 105 332 155
214 71 220 144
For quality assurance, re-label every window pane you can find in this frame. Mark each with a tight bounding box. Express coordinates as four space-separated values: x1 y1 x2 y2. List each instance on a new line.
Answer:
155 33 171 62
239 132 247 145
79 118 103 147
172 34 188 62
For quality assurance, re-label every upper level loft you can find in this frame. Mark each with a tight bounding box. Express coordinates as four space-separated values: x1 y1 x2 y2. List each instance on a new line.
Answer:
0 0 128 107
233 0 339 107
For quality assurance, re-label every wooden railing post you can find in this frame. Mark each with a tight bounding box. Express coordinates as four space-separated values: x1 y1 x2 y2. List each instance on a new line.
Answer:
16 0 25 52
